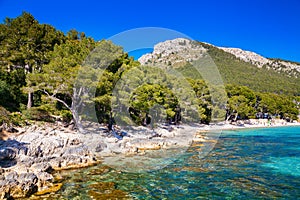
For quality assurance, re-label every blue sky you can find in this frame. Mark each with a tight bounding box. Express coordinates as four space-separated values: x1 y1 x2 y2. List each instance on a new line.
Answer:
0 0 299 62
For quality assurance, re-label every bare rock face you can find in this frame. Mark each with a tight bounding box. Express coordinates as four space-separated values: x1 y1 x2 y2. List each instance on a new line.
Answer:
219 47 269 67
139 38 300 78
138 38 207 67
219 47 300 77
0 172 38 199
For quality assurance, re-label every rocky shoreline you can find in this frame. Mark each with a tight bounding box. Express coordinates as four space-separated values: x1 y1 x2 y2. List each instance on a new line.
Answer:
1 120 299 199
0 123 100 199
0 122 206 199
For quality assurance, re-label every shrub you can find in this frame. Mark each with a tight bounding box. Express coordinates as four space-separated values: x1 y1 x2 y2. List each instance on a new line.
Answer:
0 106 10 125
60 110 73 123
9 112 25 126
22 107 54 122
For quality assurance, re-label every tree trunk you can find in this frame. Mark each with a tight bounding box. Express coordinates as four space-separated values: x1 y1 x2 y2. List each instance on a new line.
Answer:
225 110 231 122
27 92 33 109
25 64 33 109
234 112 239 121
71 108 85 133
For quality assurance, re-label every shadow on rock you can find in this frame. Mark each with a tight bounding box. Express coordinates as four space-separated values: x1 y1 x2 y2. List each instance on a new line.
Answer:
0 139 28 168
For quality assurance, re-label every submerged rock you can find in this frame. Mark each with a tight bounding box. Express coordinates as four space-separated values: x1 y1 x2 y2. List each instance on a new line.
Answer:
34 183 63 196
88 182 130 200
87 165 111 176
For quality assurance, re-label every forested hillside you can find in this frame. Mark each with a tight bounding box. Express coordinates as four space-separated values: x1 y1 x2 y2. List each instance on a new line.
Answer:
199 42 300 96
0 12 299 130
139 38 300 122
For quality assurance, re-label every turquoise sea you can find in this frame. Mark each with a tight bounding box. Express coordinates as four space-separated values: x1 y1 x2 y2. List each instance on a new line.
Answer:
35 126 300 199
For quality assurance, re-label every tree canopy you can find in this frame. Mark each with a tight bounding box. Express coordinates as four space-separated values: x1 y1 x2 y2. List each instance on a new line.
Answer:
0 12 299 130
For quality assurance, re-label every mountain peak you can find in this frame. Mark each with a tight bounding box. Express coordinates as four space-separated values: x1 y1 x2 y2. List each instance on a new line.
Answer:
139 38 300 78
138 38 207 67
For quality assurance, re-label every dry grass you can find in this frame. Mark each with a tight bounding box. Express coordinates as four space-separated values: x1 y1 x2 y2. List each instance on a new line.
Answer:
0 130 20 140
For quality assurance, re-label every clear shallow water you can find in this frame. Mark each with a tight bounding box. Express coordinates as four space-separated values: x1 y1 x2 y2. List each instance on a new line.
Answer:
34 126 300 199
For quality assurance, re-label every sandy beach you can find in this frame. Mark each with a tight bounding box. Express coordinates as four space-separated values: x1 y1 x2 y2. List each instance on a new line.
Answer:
213 119 300 131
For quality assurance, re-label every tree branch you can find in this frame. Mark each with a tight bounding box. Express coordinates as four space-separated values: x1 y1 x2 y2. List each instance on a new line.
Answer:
42 89 71 110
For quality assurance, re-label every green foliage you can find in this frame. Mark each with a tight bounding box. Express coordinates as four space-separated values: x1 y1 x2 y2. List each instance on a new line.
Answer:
0 106 10 125
0 67 27 111
0 12 65 111
225 85 256 120
257 93 298 120
224 84 299 121
22 106 54 122
28 37 96 101
92 45 139 124
27 37 138 127
25 36 97 128
0 80 13 108
129 83 179 125
1 12 65 70
9 112 26 126
187 79 212 124
0 106 25 126
0 12 298 127
228 95 256 119
199 42 300 96
60 110 73 123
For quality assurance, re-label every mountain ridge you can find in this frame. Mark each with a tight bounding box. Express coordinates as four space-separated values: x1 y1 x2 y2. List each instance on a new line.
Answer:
138 38 300 95
139 38 300 78
218 46 300 78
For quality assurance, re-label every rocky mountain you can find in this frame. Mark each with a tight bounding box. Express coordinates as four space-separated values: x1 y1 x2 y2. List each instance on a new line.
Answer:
219 47 300 78
138 38 300 95
138 38 207 68
139 38 300 78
